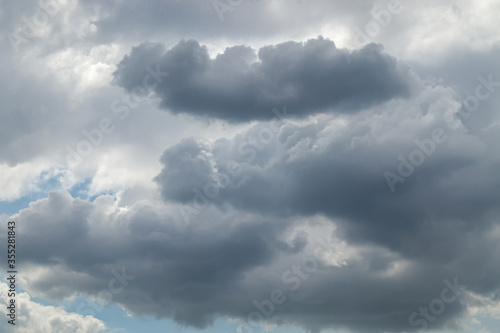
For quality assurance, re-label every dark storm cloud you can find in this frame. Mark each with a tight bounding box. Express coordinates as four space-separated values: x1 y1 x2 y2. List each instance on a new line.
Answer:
0 188 472 332
11 82 500 332
150 84 500 331
7 188 484 333
9 191 310 327
155 100 499 259
2 0 499 330
155 137 219 202
113 37 414 121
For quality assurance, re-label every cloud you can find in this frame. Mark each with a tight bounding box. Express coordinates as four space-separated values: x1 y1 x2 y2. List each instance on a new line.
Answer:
71 0 370 44
155 84 497 254
8 79 500 332
11 191 292 328
2 186 487 333
0 282 105 333
1 1 500 332
113 37 414 121
151 82 500 330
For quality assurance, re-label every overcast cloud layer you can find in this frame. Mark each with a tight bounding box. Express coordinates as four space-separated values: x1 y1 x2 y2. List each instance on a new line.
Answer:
1 1 500 333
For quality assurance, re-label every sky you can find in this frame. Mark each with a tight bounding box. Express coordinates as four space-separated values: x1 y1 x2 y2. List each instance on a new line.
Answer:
0 0 500 332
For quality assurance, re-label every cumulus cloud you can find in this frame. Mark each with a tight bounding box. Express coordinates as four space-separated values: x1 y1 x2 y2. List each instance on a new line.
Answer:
11 191 291 327
2 1 500 332
0 282 105 333
151 82 500 330
7 78 500 332
3 186 494 333
113 37 414 121
155 84 497 254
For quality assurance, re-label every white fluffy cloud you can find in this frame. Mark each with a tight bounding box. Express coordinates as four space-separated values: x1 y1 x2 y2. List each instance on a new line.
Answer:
0 282 105 333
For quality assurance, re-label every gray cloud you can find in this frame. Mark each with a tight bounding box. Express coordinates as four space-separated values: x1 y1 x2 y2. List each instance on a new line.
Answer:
10 191 296 326
9 81 500 332
150 83 500 330
2 1 500 332
4 189 477 333
73 0 375 45
113 37 414 121
155 88 499 259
